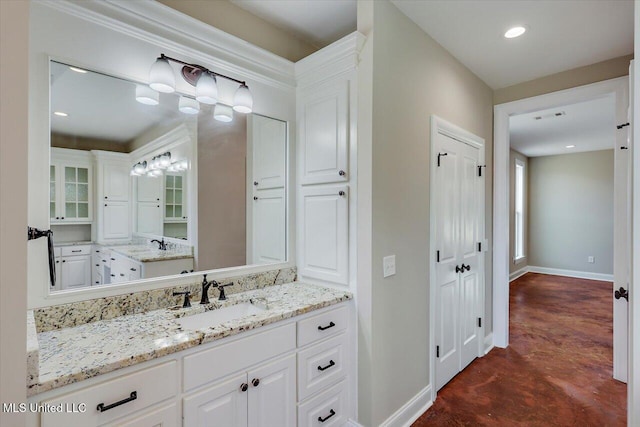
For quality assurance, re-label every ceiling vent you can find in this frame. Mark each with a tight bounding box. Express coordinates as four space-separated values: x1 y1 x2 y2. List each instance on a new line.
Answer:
534 111 566 121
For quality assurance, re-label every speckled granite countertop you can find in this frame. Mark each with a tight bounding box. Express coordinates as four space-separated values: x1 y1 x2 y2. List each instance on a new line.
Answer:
109 244 193 262
28 282 351 397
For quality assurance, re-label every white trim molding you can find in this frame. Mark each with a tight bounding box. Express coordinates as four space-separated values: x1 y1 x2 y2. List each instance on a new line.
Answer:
527 266 613 282
379 385 432 427
484 333 494 355
509 266 529 282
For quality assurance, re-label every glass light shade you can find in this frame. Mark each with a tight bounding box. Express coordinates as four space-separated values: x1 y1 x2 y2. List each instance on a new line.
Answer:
133 162 146 175
159 152 171 168
149 57 175 93
214 104 233 122
196 73 218 105
179 159 188 170
178 96 200 114
135 85 159 105
233 84 253 113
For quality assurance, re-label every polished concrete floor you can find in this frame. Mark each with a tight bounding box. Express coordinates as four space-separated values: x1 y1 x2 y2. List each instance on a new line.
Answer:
413 273 627 426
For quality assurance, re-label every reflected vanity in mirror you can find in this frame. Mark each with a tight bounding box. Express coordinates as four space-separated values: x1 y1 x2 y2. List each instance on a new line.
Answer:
49 60 287 293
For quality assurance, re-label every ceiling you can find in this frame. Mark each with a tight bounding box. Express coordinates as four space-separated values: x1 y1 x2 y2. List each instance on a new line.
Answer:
231 0 632 90
231 0 357 48
509 96 616 157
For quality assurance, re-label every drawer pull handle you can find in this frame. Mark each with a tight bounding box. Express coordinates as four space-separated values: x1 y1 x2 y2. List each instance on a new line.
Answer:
317 360 335 371
96 391 137 412
318 321 335 331
318 409 336 423
71 250 82 253
130 268 137 272
251 378 260 387
240 383 248 392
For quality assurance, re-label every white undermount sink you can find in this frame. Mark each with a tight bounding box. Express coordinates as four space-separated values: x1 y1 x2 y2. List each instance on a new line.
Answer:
177 303 266 330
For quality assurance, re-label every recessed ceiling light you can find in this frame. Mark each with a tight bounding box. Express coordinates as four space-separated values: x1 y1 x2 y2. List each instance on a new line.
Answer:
504 26 526 39
69 66 88 74
565 145 576 149
53 111 68 117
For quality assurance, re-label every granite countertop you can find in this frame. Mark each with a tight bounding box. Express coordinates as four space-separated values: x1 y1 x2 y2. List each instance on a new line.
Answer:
108 244 193 262
28 282 351 396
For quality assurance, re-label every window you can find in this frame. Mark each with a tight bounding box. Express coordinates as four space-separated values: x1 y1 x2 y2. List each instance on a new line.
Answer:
514 159 525 261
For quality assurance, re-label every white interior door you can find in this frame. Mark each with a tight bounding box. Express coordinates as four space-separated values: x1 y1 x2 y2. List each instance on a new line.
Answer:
434 126 484 391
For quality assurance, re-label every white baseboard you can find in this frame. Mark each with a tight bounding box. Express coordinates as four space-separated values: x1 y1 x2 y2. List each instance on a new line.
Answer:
528 266 613 282
484 332 494 355
509 266 529 282
379 385 432 427
343 420 364 427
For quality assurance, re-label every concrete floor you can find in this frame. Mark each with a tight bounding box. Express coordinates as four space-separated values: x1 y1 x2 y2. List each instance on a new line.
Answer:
413 273 627 426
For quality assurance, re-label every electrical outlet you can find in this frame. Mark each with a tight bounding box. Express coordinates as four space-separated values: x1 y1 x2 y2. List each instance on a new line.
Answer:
588 256 595 263
383 255 396 278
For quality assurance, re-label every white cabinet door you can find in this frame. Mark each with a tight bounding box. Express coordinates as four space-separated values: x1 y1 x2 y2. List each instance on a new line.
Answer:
299 186 349 285
106 402 178 427
251 115 286 190
128 258 142 282
137 175 162 203
103 163 131 202
299 79 349 185
54 256 62 290
137 202 163 236
103 201 130 240
251 189 286 265
247 355 296 427
60 255 91 290
183 373 248 427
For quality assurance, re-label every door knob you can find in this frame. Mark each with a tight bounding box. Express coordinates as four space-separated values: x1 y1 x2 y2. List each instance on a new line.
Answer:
455 265 462 273
615 287 629 301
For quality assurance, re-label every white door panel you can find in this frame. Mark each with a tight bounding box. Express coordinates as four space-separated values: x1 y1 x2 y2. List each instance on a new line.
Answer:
252 189 286 264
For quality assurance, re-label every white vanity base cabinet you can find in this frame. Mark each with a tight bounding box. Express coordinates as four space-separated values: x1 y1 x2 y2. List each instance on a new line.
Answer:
28 303 354 427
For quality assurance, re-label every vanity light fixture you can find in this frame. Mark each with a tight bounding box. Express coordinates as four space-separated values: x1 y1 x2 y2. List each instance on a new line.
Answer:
148 54 253 114
69 66 88 74
53 111 68 117
178 96 200 114
504 26 527 39
132 153 177 177
136 85 160 106
213 104 233 123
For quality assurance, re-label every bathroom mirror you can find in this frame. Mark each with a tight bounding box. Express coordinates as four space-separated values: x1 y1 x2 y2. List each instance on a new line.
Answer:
48 60 287 293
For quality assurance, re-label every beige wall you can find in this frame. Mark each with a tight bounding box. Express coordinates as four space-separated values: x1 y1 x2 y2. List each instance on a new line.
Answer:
509 149 529 275
1 0 29 425
529 150 614 275
494 54 633 105
158 0 317 62
197 115 247 270
362 1 494 424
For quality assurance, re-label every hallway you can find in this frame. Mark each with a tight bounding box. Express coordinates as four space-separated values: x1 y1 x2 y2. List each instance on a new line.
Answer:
413 273 627 426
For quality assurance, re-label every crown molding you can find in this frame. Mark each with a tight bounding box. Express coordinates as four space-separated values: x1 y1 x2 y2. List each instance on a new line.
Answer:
295 32 366 88
37 0 296 91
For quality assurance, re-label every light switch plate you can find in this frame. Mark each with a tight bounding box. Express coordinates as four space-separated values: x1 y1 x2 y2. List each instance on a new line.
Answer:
588 256 595 263
383 255 396 278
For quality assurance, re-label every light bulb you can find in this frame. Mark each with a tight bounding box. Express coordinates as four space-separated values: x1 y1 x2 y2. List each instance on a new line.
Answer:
196 73 218 105
233 83 253 113
133 162 146 175
178 96 200 114
149 57 175 93
135 85 159 105
159 152 171 168
214 104 233 122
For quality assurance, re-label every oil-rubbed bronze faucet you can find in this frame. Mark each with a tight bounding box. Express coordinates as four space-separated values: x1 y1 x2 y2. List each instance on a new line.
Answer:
200 274 213 304
151 238 167 250
216 281 234 301
172 290 191 308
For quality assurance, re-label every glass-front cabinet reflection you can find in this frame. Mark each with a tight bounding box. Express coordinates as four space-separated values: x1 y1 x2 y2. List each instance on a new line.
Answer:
50 149 93 223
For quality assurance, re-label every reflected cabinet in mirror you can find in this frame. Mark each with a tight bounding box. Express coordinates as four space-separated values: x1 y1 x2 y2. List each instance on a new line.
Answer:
49 61 287 293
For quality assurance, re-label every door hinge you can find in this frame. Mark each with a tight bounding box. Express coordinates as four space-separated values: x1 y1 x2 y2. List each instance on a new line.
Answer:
478 317 482 328
617 122 630 130
478 165 486 177
437 152 448 167
436 345 440 358
477 242 482 252
436 250 440 263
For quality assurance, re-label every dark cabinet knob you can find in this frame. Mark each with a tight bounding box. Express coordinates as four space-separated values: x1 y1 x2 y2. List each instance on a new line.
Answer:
251 378 260 387
254 181 258 186
339 170 346 176
110 274 115 277
104 196 107 199
62 260 66 263
95 264 99 267
240 383 248 392
254 196 258 201
157 198 160 201
338 191 345 196
130 268 137 272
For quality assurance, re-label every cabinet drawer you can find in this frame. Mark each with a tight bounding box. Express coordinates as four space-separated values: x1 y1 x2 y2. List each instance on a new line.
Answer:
104 402 178 427
41 361 177 427
184 323 296 392
297 305 348 347
297 380 347 427
297 333 348 401
61 245 91 256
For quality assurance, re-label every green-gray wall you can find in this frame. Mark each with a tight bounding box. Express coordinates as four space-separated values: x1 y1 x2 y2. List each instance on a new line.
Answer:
528 150 614 275
358 1 494 424
509 149 529 275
